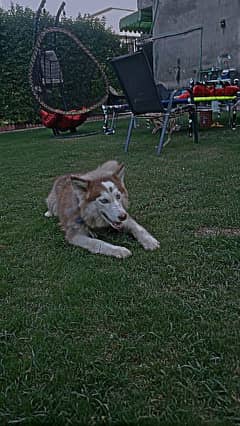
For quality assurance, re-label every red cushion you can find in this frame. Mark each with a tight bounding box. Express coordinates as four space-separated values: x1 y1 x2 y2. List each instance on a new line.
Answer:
40 110 58 127
40 109 88 130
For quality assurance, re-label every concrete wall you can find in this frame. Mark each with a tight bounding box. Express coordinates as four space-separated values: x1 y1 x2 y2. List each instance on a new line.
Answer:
137 0 153 9
153 0 240 88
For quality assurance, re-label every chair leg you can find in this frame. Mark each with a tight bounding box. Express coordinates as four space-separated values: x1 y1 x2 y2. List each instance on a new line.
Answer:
52 127 60 136
125 114 135 153
188 112 193 137
187 90 199 144
156 113 170 155
156 90 176 156
111 109 116 132
102 105 109 134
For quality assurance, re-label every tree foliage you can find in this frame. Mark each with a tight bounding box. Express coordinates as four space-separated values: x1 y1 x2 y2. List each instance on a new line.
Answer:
0 4 126 123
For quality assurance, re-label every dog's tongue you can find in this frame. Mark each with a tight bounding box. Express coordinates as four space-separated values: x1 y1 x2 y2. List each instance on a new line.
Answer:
112 222 123 230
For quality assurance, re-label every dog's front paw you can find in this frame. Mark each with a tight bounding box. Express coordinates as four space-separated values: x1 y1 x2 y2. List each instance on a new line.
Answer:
112 246 132 258
44 210 52 218
141 235 160 251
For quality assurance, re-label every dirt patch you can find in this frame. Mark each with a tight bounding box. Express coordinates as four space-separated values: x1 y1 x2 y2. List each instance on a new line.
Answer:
195 227 240 237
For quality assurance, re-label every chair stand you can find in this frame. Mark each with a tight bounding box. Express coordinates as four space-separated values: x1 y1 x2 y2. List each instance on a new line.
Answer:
102 104 129 136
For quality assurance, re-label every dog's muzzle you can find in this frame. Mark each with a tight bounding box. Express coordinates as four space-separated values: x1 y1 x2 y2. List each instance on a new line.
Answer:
101 211 127 230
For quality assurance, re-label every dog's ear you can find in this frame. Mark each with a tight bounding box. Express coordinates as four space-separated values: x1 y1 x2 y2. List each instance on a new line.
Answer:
70 175 89 192
115 163 125 183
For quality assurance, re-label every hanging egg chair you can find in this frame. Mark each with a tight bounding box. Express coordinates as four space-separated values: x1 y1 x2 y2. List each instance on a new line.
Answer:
29 0 109 136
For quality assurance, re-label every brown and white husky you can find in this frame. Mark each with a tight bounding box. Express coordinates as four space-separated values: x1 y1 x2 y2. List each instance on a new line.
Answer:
45 160 160 258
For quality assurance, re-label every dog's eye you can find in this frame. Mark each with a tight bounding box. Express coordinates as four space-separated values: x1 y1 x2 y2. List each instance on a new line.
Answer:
116 193 121 200
100 198 109 204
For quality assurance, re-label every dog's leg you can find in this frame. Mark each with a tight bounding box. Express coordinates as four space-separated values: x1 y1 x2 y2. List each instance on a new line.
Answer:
68 234 132 258
45 191 58 218
123 217 160 250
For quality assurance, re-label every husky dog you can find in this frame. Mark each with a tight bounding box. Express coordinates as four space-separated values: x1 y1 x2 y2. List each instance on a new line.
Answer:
45 161 160 258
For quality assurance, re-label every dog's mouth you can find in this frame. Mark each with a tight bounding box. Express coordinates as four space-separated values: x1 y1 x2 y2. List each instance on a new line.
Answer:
101 212 125 230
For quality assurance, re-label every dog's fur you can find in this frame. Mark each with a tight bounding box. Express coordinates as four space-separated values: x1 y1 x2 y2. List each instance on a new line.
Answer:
147 114 180 145
45 161 160 258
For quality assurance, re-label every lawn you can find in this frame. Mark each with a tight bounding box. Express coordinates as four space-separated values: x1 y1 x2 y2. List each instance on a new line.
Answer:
0 120 240 425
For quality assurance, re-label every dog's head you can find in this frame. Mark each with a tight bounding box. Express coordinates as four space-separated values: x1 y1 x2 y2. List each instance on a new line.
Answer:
71 163 128 230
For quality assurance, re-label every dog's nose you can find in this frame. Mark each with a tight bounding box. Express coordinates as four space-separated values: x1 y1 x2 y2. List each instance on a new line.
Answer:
118 213 127 222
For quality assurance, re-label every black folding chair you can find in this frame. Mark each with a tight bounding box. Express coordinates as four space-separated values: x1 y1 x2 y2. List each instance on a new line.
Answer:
111 50 198 155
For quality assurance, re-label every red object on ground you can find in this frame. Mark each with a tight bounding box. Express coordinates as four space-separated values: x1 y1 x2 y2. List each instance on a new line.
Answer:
224 85 239 96
40 109 88 131
193 84 211 97
176 91 189 99
193 84 239 97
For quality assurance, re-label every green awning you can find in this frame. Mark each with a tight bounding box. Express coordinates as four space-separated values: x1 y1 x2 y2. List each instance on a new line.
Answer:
119 8 152 33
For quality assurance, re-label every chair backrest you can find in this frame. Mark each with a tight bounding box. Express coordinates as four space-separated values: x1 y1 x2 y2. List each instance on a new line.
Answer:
141 41 153 72
111 50 165 114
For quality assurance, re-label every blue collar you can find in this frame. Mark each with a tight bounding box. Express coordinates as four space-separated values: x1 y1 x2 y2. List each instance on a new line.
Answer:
75 216 85 225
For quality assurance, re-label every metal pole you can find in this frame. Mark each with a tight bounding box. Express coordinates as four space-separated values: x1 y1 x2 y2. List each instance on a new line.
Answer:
55 2 66 26
33 0 46 46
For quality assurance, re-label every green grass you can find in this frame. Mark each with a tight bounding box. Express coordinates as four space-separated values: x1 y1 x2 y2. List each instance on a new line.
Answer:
0 120 240 425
